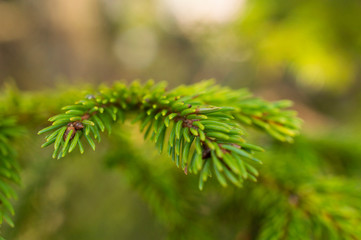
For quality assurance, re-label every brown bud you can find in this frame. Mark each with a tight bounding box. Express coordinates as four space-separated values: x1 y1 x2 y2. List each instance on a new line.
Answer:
63 126 76 141
182 119 193 128
202 145 211 159
81 113 90 120
73 122 84 130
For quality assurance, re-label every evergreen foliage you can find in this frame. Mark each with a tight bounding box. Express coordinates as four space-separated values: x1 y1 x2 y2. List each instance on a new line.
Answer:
0 118 23 230
38 80 301 191
2 80 360 239
247 140 361 240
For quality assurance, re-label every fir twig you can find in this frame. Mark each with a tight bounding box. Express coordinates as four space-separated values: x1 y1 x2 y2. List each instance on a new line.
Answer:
39 80 301 190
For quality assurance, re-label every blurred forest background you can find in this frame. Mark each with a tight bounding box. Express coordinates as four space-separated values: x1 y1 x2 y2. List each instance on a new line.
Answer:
1 0 361 239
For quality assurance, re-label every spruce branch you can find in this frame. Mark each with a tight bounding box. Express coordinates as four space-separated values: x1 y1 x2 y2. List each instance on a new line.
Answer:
253 176 361 240
0 118 23 229
173 80 302 142
39 80 301 189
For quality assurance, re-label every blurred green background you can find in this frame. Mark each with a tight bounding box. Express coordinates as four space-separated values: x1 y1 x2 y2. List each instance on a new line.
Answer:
1 0 361 239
